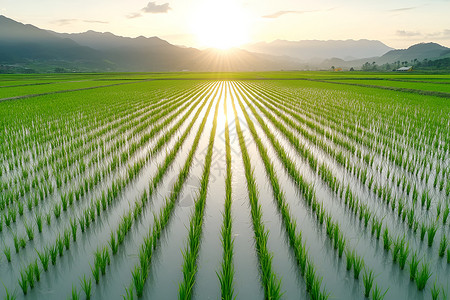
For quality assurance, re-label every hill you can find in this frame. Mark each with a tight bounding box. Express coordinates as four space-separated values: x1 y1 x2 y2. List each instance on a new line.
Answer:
243 39 393 61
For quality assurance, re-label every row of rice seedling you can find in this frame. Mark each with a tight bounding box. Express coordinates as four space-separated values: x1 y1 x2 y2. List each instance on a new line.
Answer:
178 91 220 299
242 81 448 294
233 82 387 299
13 84 218 294
229 86 282 300
216 94 235 300
231 83 330 299
250 80 447 199
124 86 218 298
1 85 203 260
1 82 203 216
246 82 448 256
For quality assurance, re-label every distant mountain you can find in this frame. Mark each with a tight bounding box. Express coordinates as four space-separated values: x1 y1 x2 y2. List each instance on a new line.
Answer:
243 39 393 61
377 42 450 64
0 15 107 70
320 42 450 70
1 15 449 73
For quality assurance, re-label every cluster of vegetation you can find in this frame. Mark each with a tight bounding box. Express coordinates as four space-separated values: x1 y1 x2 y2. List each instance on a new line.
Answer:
0 73 449 299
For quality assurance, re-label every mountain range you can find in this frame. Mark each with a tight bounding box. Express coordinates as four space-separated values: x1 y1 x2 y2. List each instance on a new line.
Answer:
1 15 449 73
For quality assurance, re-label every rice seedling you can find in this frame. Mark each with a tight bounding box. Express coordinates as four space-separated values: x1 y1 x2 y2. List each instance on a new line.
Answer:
420 223 426 241
71 285 79 300
353 255 364 279
382 228 391 251
18 270 28 294
50 245 58 265
91 263 100 284
80 275 92 300
4 246 11 262
372 284 388 300
13 234 19 253
37 248 50 271
427 223 438 247
25 222 34 241
36 213 43 233
46 213 51 225
33 260 41 282
398 241 409 270
132 266 145 297
431 281 440 300
439 234 447 257
416 261 431 290
346 249 354 270
363 269 374 297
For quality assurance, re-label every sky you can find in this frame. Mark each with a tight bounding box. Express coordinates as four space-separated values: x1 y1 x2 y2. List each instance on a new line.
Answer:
1 0 450 49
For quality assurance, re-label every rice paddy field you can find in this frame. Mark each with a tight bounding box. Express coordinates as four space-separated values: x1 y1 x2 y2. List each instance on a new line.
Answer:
0 72 449 300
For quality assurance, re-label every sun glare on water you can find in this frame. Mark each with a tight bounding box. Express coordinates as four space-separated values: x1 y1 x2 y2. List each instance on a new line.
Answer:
190 0 250 50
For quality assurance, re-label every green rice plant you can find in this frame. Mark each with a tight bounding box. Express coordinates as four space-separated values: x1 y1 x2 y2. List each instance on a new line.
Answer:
71 285 79 300
420 222 426 241
80 275 92 300
443 205 449 224
79 217 85 232
57 235 64 256
18 269 28 294
439 234 447 257
4 246 11 262
27 198 33 211
61 195 68 211
431 281 440 300
363 269 374 297
35 213 43 233
416 262 431 290
18 202 24 216
382 228 391 251
13 234 19 253
372 284 388 300
20 237 26 249
53 203 61 218
353 255 364 279
37 248 50 271
392 236 404 263
25 222 34 241
50 245 58 265
46 213 51 225
123 283 134 300
62 230 70 250
427 223 438 247
33 260 40 282
132 266 144 297
26 264 34 288
448 248 450 264
90 263 100 284
2 283 16 300
398 241 409 270
338 236 346 258
305 262 316 292
109 231 119 255
70 219 77 241
409 253 420 281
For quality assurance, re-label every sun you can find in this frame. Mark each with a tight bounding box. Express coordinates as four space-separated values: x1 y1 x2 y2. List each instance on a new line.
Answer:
190 0 250 50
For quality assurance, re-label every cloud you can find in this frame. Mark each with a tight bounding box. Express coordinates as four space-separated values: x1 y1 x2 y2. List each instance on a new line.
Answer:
52 19 107 26
127 13 142 19
83 20 108 24
142 2 171 14
388 7 416 12
52 19 78 26
262 8 334 19
396 30 421 37
426 29 450 39
127 2 171 19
